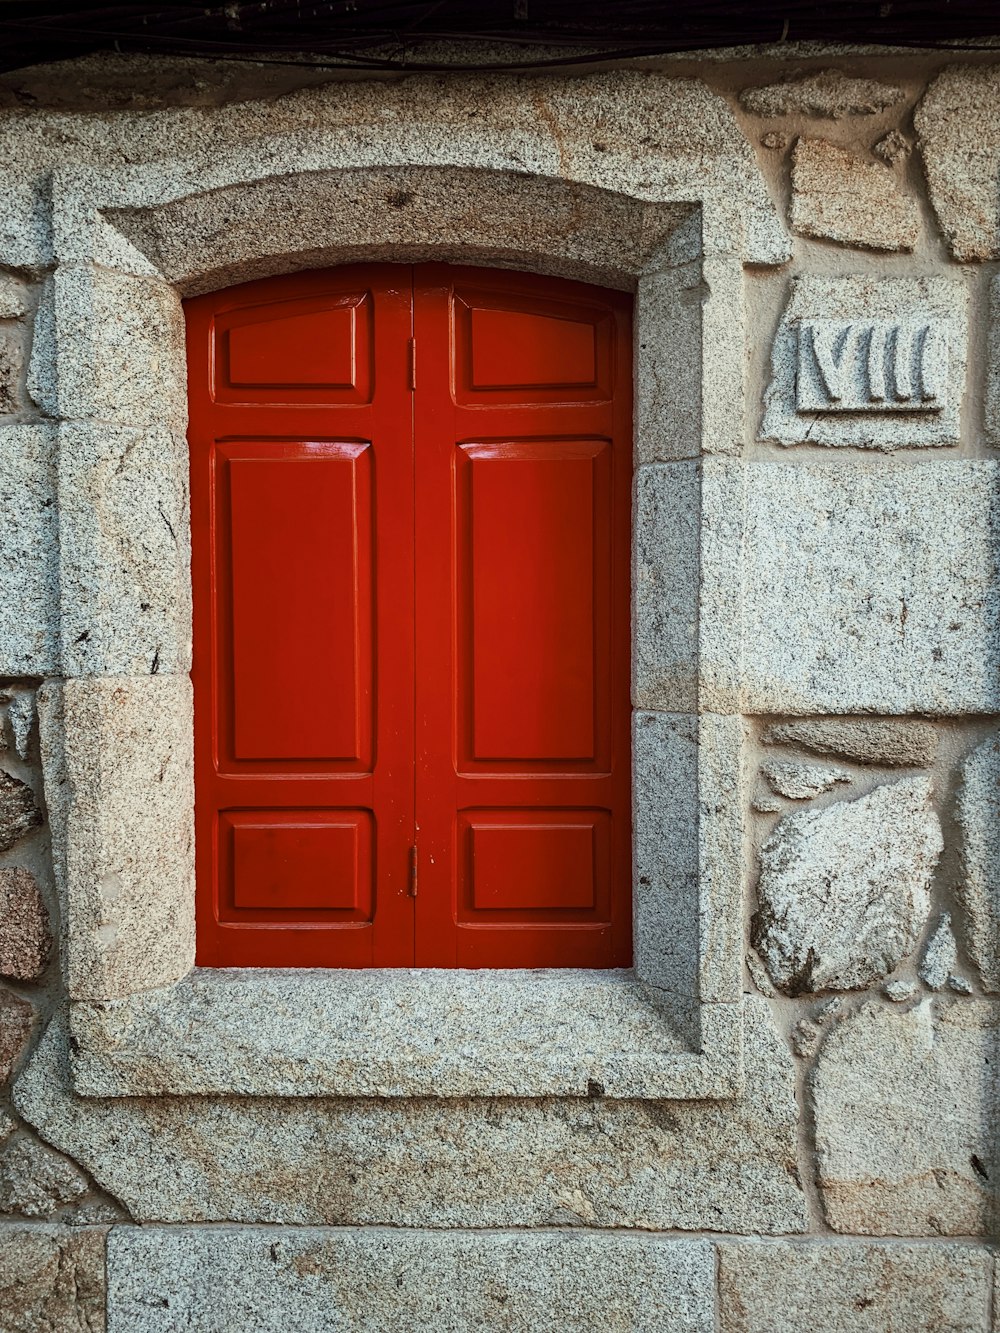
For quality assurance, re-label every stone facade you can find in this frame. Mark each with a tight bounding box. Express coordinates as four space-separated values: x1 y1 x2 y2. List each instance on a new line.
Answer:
0 44 997 1333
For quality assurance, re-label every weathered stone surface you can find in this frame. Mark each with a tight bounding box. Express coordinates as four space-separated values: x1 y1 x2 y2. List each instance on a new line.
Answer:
0 1225 106 1332
761 760 851 800
0 425 59 675
718 1239 991 1333
811 998 1000 1235
3 686 35 760
737 462 1000 715
0 1136 89 1217
920 913 959 991
109 1228 715 1333
27 266 187 430
915 65 1000 261
0 769 42 853
635 259 745 462
15 999 807 1231
740 69 904 118
634 465 699 712
69 968 694 1101
0 988 33 1082
0 324 24 413
0 867 50 982
988 275 1000 448
0 274 29 320
37 677 195 1000
56 423 192 677
790 138 921 252
753 778 941 993
874 129 912 165
762 276 967 448
957 735 1000 992
884 978 918 1002
762 719 938 768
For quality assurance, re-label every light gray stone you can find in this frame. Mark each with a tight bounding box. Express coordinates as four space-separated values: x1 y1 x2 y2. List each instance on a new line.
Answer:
920 913 959 991
0 988 33 1083
988 276 1000 448
0 1136 89 1218
108 1228 715 1333
15 998 807 1232
761 276 966 449
27 265 186 430
3 686 35 760
915 65 1000 261
0 768 42 853
0 425 59 675
0 1225 106 1333
56 423 191 677
874 129 912 165
0 274 29 320
751 785 783 814
0 867 51 982
949 973 974 995
69 968 696 1101
884 978 918 1002
635 261 747 461
811 997 1000 1235
37 677 194 1000
957 736 1000 992
753 777 941 994
740 69 905 118
762 719 938 768
737 462 1000 715
761 760 851 800
634 464 699 712
718 1240 992 1333
745 950 776 996
790 138 921 252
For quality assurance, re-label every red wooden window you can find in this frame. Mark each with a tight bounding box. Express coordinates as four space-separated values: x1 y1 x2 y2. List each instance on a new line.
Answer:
187 264 633 968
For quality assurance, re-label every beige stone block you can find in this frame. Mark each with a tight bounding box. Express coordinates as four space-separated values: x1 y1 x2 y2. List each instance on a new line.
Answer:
37 676 194 1000
0 867 51 982
790 138 921 252
916 65 1000 262
811 998 1000 1235
0 1225 106 1332
718 1240 991 1333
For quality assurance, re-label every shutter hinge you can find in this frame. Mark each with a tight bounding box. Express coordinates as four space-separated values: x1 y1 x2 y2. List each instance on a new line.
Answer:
408 844 418 896
408 337 417 390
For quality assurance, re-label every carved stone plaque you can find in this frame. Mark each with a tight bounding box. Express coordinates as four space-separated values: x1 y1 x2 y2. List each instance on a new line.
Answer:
796 318 947 414
761 276 966 448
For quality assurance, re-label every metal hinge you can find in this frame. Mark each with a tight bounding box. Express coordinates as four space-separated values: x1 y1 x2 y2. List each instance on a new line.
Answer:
408 844 418 896
408 337 417 390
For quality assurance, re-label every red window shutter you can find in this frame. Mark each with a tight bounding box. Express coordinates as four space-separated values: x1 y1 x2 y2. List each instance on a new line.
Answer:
187 264 632 968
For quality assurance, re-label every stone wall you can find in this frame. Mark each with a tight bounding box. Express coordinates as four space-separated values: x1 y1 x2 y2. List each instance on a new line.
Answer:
0 47 998 1332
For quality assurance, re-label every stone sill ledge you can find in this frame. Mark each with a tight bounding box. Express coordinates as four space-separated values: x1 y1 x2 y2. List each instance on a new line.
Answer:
67 968 743 1101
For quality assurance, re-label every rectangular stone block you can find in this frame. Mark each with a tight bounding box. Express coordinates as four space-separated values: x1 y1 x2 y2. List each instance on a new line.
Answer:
38 676 195 999
733 460 1000 715
762 275 966 448
633 462 699 711
0 424 59 674
57 422 192 676
718 1239 991 1333
107 1228 714 1332
28 264 186 431
16 1000 807 1233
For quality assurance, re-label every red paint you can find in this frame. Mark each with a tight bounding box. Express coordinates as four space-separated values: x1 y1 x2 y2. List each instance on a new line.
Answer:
187 264 633 968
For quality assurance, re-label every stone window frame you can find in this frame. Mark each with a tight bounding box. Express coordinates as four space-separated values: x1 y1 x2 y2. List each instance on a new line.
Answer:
32 146 778 1102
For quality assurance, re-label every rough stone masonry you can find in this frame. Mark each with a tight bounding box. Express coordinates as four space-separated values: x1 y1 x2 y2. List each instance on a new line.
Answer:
0 42 999 1333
